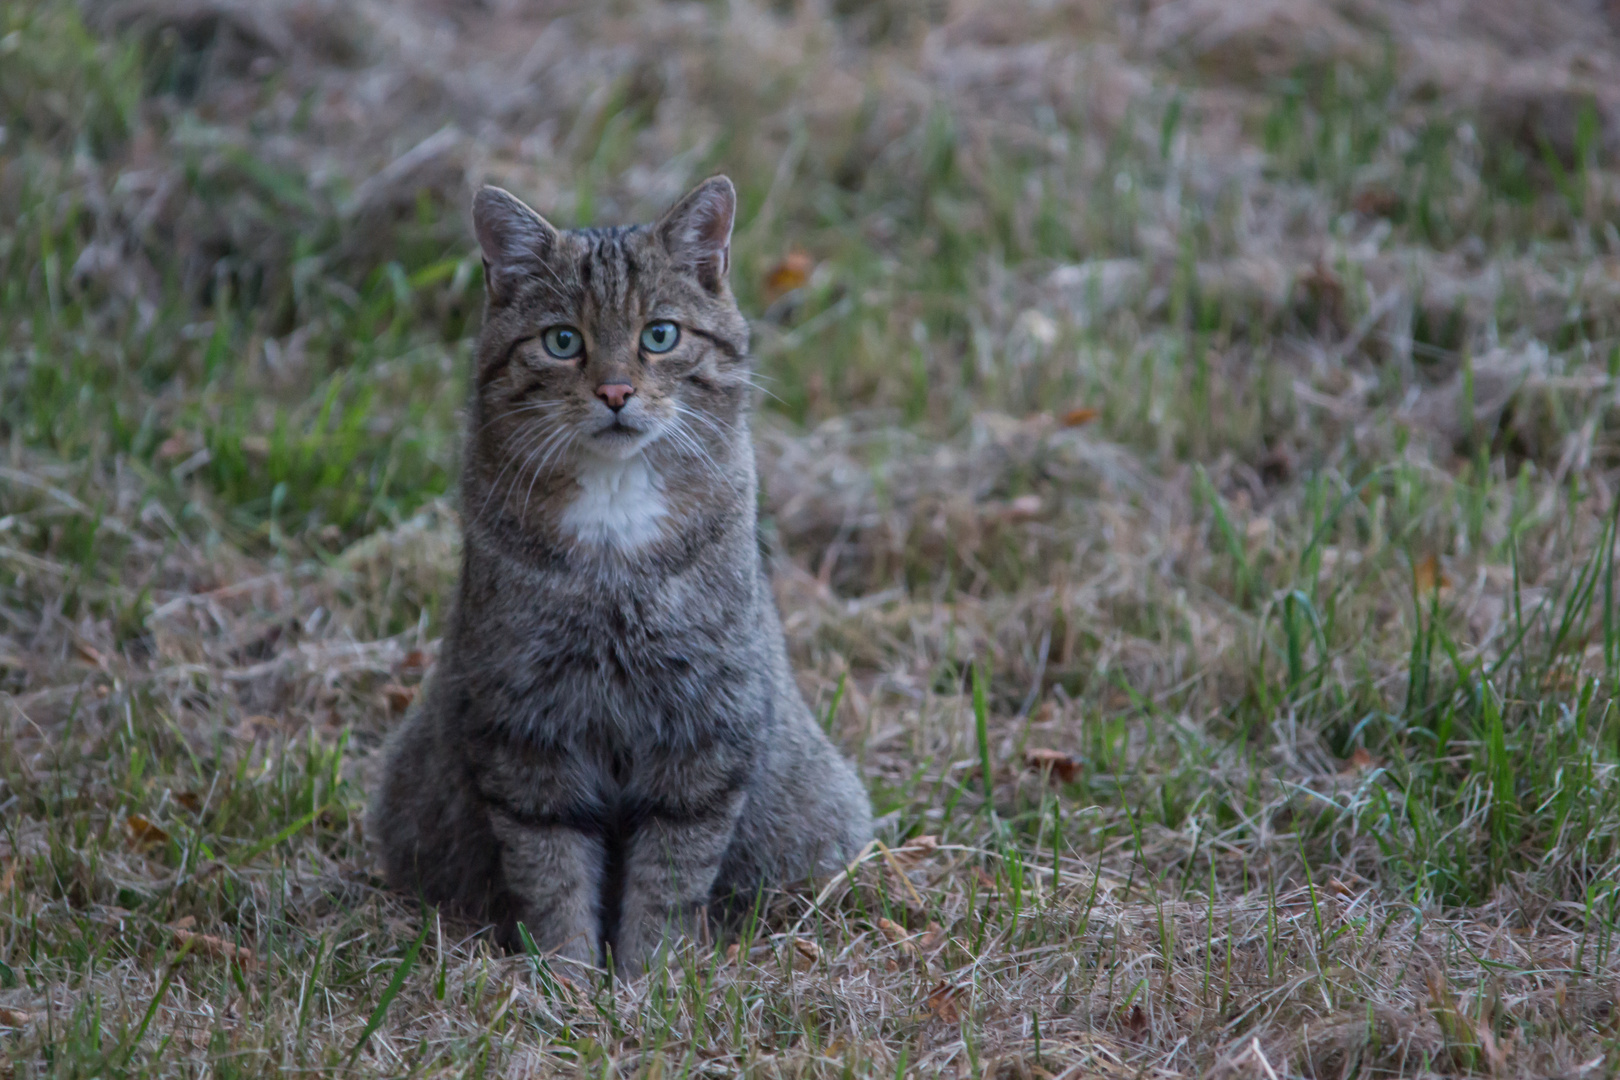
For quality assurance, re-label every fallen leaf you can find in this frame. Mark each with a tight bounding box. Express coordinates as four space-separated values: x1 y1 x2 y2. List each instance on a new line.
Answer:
1352 187 1401 218
173 927 255 966
1413 553 1450 595
126 814 171 848
0 1008 29 1026
382 683 416 714
1060 406 1099 427
1123 1002 1149 1039
73 641 108 669
923 981 963 1023
1001 494 1043 522
792 937 820 964
235 714 285 741
1024 748 1081 783
763 251 814 298
1340 746 1377 773
156 431 194 462
893 834 939 862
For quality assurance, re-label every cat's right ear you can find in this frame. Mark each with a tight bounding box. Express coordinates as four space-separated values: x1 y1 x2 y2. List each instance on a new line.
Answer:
473 186 559 303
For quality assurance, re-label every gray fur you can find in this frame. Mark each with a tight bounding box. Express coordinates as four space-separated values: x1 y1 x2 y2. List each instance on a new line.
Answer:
369 176 872 972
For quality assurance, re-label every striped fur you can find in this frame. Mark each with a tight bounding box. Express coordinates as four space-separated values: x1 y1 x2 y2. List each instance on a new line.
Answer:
368 177 872 973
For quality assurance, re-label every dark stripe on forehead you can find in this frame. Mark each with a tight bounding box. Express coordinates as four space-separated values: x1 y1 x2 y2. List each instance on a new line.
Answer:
621 241 640 300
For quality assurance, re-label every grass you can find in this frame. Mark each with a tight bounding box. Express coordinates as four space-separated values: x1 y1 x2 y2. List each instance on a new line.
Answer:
4 0 1620 1075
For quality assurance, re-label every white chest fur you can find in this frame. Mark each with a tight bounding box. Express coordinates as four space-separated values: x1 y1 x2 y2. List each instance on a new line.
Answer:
560 453 668 551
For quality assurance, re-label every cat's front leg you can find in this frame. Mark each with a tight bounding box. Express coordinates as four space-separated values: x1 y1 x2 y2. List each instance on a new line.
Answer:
491 816 605 969
611 796 744 973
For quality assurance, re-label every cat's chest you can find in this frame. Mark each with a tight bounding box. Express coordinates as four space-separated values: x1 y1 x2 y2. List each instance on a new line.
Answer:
558 454 667 552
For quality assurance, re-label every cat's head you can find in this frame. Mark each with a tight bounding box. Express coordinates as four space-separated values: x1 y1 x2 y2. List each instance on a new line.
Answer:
465 177 753 549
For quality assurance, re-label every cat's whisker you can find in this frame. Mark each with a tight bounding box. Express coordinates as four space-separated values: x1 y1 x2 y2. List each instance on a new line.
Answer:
671 401 734 444
475 422 555 524
664 416 725 482
519 427 579 522
736 374 784 404
494 423 571 523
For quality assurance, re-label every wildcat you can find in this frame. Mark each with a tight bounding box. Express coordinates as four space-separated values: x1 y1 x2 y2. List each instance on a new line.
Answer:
368 176 872 973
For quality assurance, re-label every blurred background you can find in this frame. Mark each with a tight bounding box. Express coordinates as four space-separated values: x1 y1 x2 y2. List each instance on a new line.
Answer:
6 0 1620 1075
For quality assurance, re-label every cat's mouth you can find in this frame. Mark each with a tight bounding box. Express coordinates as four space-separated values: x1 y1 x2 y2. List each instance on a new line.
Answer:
585 417 657 458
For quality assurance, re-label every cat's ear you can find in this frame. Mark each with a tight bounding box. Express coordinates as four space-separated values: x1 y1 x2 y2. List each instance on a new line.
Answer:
657 175 735 293
473 186 559 303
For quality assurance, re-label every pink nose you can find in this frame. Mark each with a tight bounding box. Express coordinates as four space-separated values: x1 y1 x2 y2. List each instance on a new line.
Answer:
596 383 634 411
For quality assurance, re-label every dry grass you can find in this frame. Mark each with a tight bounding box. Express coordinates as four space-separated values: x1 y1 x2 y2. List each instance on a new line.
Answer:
5 0 1620 1075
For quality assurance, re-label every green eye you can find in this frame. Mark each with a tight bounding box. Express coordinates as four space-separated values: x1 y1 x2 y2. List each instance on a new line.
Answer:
640 321 679 354
541 326 583 359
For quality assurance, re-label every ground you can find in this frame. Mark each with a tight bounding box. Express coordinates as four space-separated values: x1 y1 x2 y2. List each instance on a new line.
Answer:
4 0 1620 1076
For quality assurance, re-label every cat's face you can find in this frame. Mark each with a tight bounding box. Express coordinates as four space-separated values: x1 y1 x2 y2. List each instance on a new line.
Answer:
466 178 752 544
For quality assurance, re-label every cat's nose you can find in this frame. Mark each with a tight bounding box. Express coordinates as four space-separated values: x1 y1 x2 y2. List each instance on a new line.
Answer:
596 383 635 412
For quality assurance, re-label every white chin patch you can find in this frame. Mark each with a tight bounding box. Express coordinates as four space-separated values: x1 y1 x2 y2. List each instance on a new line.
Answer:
561 452 667 551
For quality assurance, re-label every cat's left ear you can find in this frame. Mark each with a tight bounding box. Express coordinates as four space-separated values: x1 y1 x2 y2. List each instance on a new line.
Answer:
657 176 735 294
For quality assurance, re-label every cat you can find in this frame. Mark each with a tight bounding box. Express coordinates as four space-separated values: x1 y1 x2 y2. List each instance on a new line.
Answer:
368 175 873 973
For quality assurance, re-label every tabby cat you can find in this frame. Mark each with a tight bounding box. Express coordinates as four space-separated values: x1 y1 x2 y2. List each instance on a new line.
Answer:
369 176 872 972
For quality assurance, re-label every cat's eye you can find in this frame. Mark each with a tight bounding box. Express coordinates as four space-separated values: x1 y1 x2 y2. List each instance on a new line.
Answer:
541 325 583 360
640 321 680 354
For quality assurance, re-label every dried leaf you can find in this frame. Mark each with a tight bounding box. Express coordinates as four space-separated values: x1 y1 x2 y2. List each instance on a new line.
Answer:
73 641 108 668
1352 187 1401 217
1060 406 1099 427
1124 1002 1149 1038
0 1008 29 1026
126 814 171 848
923 980 963 1023
382 682 416 714
1339 746 1377 773
1001 494 1043 521
792 937 820 964
235 714 285 741
1413 553 1450 595
173 927 255 966
156 431 194 462
764 251 814 297
1024 748 1081 783
893 834 939 862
